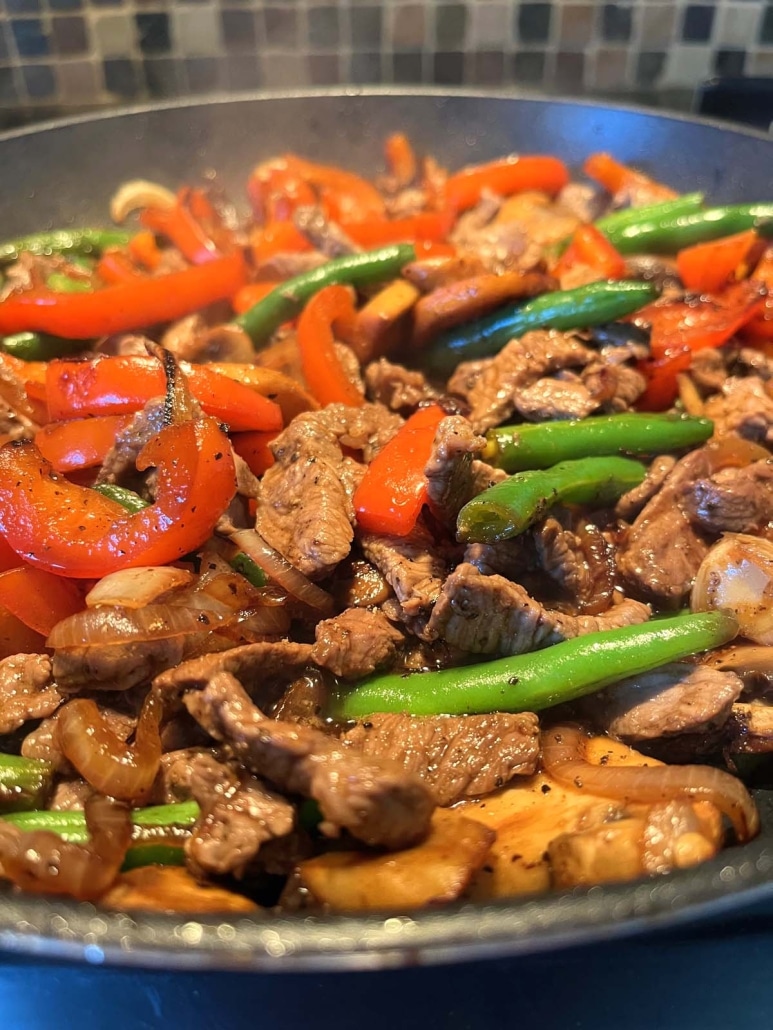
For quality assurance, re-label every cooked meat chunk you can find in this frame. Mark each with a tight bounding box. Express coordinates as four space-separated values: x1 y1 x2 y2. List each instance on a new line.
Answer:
270 673 328 730
463 540 526 579
513 375 598 422
293 205 359 257
690 348 728 393
183 671 434 849
424 415 485 526
53 636 187 693
48 778 94 811
255 404 401 578
470 459 509 494
360 524 447 620
737 346 773 381
450 330 592 431
574 663 743 741
22 703 136 773
683 460 773 535
617 449 713 608
96 399 165 490
424 563 649 655
343 711 540 805
311 608 404 680
580 355 647 412
0 654 61 734
531 516 616 614
256 251 327 279
364 359 439 413
153 640 314 706
704 376 773 444
557 182 604 223
186 752 296 879
615 455 677 521
727 702 773 754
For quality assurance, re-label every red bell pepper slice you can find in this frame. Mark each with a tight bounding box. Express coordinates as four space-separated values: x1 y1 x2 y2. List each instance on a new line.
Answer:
676 229 759 294
140 187 225 265
583 153 677 202
636 346 693 412
444 155 570 213
384 133 417 188
0 565 84 635
0 250 246 340
35 415 134 473
248 162 318 222
0 535 21 574
231 430 277 478
45 356 282 433
353 404 447 537
297 285 363 408
250 221 313 267
232 282 278 316
342 210 454 247
0 416 237 578
128 230 164 271
742 248 773 339
554 224 626 280
96 249 144 285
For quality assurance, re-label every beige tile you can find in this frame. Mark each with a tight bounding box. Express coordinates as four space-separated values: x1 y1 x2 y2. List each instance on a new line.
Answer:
748 50 773 76
261 53 311 89
640 4 676 48
173 7 223 58
470 2 508 47
92 13 135 57
58 60 100 100
389 4 427 48
713 2 762 49
558 4 596 48
591 47 630 90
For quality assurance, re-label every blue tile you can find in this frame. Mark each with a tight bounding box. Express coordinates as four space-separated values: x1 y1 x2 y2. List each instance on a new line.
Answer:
4 0 41 14
12 18 50 57
49 0 83 10
0 67 18 104
21 63 56 98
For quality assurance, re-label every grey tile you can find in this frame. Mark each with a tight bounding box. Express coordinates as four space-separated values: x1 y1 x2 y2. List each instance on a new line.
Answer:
591 47 630 89
558 4 596 49
554 51 584 90
389 5 426 49
0 67 19 105
221 9 257 53
5 0 40 14
309 53 340 85
173 7 222 56
640 4 676 48
307 6 339 49
143 56 182 97
227 54 263 92
390 50 424 84
436 3 467 49
51 15 89 56
103 57 140 97
49 0 82 11
601 3 633 43
470 2 508 48
511 50 546 84
351 5 383 49
58 59 99 100
260 53 309 88
762 6 773 44
262 6 298 49
93 14 135 57
635 50 667 86
433 50 464 85
0 21 8 61
467 49 506 86
681 5 715 43
516 3 552 44
183 56 226 93
21 63 56 98
349 51 382 84
713 47 746 76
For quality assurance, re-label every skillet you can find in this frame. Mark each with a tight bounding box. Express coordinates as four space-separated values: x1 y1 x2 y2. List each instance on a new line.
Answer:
1 88 773 971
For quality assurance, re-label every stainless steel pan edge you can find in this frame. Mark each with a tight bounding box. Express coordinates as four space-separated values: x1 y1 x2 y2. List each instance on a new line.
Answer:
0 89 772 971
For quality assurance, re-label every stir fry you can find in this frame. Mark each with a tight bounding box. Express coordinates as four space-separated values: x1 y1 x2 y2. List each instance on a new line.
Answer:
0 138 770 915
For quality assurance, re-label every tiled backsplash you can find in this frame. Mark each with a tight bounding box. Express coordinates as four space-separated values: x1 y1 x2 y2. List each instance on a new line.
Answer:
0 0 771 118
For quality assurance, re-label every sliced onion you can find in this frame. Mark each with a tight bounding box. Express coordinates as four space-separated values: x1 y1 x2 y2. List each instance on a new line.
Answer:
47 604 227 649
0 796 131 901
56 693 162 803
705 644 773 676
110 179 176 223
85 567 195 609
229 529 336 615
542 725 759 842
706 433 771 471
691 534 773 645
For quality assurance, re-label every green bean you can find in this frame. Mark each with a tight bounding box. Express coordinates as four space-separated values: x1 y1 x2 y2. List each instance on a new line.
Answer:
0 331 88 361
485 413 714 473
45 272 92 294
0 753 54 813
236 243 416 348
92 482 150 514
421 280 659 373
605 203 773 255
457 455 646 542
595 193 705 236
0 228 132 267
331 611 738 719
1 800 200 869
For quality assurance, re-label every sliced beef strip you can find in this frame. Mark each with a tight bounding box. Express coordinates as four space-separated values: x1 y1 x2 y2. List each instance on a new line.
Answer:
343 711 540 806
736 347 773 382
0 654 61 735
580 355 647 412
270 673 329 731
186 751 297 879
52 633 192 693
469 459 508 495
95 398 165 490
150 747 225 804
360 524 447 621
513 374 598 422
573 662 743 742
682 459 773 535
615 455 677 521
153 640 314 709
690 348 729 393
424 562 649 656
293 205 360 258
704 376 773 444
255 404 401 579
183 671 435 849
449 330 593 432
463 540 527 579
48 778 95 812
617 448 713 608
424 415 486 527
364 359 439 414
532 517 595 603
311 608 404 680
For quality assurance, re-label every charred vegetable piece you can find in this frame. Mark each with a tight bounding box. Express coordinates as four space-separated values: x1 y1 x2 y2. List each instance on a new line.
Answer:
457 455 646 542
229 552 269 588
235 243 416 348
1 800 199 869
605 203 773 255
0 228 132 266
0 754 53 813
1 332 86 361
485 413 714 473
332 611 739 719
422 280 658 373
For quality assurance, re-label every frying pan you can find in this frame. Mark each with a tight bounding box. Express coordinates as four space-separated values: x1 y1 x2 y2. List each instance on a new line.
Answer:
1 88 773 971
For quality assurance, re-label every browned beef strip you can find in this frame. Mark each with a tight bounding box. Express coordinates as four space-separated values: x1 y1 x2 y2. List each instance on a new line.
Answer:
580 356 647 412
556 182 604 223
270 673 329 731
682 460 773 535
573 663 743 742
255 404 401 578
311 608 404 680
704 376 773 444
616 449 713 608
463 540 526 579
424 563 649 655
424 415 485 527
153 640 314 707
293 205 360 258
469 459 508 494
96 398 165 489
615 455 677 521
53 636 187 693
360 524 447 621
690 348 728 393
257 251 327 279
450 330 593 432
364 359 439 413
342 712 540 805
150 747 222 803
186 751 297 879
0 654 61 734
48 778 94 811
737 347 773 381
183 671 434 849
513 375 598 422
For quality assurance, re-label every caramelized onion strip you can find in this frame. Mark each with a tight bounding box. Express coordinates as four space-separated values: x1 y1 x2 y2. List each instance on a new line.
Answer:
229 529 336 615
541 724 759 842
56 693 163 804
0 795 131 901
